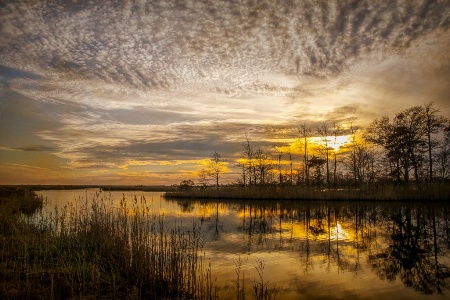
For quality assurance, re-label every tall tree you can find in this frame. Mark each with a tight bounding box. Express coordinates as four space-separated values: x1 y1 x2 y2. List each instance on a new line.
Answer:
367 107 428 183
424 103 448 181
436 125 450 180
299 124 312 186
317 123 331 189
332 123 342 187
344 136 377 185
287 150 293 185
274 145 284 184
198 168 211 188
308 156 326 187
241 136 254 186
394 106 427 182
254 149 273 185
366 116 403 183
348 118 359 185
209 151 227 189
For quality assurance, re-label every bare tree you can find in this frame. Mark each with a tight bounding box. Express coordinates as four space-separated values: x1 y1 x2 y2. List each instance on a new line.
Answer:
198 168 211 188
299 124 312 186
317 123 331 189
288 150 293 185
348 118 359 185
424 102 448 181
366 107 428 183
395 106 427 182
241 135 254 186
209 151 227 189
332 123 342 187
366 116 402 183
436 125 450 180
274 145 284 184
344 138 377 185
254 149 273 185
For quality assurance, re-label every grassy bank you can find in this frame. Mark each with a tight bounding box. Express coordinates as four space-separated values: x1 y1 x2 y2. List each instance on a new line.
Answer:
164 183 450 201
0 187 215 299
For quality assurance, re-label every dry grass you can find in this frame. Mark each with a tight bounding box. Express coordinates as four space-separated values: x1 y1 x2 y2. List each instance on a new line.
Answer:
164 183 450 201
0 188 216 299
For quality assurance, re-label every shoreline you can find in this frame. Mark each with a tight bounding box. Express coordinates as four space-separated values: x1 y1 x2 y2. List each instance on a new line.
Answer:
164 183 450 201
0 184 177 192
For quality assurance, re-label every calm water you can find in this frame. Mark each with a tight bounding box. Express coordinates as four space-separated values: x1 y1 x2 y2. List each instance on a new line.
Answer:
37 189 450 300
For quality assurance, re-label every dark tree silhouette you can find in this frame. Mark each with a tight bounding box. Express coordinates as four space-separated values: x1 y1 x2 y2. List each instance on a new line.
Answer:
424 103 448 181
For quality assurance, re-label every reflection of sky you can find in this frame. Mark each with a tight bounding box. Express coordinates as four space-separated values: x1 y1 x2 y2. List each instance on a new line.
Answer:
36 190 450 299
1 1 449 185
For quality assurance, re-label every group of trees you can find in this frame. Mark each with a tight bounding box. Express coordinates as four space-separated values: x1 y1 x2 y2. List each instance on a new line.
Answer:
196 103 450 188
366 104 448 183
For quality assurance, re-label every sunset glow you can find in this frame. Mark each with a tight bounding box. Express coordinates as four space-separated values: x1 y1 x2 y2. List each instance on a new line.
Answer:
0 1 449 185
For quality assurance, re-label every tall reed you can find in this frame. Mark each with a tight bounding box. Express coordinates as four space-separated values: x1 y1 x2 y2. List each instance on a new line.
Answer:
0 190 216 299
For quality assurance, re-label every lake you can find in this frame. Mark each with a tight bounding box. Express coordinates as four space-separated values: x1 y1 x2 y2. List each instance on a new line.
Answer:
37 189 450 299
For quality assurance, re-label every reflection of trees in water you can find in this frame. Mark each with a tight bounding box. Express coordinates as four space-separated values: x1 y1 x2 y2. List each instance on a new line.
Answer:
202 202 225 241
176 199 195 213
369 206 450 294
172 199 450 295
239 203 279 251
237 201 450 294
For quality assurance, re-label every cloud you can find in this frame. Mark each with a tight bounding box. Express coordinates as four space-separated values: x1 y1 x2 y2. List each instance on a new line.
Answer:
0 0 448 183
2 0 448 102
2 145 58 152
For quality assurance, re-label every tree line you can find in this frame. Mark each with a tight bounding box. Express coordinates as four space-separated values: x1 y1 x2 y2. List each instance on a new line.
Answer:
195 103 450 188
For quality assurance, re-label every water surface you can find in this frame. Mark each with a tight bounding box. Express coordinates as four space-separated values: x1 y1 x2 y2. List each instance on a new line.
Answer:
37 189 450 299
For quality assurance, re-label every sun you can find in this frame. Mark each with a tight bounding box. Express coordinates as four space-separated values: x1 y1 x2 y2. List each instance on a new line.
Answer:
310 135 352 152
329 135 352 151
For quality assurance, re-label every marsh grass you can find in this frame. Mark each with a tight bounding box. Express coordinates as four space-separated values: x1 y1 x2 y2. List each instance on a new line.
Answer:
0 188 216 299
165 183 450 201
234 257 277 300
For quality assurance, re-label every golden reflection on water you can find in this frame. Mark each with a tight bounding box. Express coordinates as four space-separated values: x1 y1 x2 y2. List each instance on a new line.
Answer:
37 190 450 300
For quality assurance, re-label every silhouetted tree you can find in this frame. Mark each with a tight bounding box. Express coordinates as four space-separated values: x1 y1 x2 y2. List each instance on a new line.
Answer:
308 156 326 187
317 123 331 189
437 125 450 180
424 103 448 181
198 168 211 188
274 145 284 184
287 150 293 185
299 124 312 186
209 151 227 189
367 107 428 183
178 179 195 191
241 135 255 186
254 149 273 185
332 123 342 187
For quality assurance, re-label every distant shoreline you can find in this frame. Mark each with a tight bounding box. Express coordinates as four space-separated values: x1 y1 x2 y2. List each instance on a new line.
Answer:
0 185 177 192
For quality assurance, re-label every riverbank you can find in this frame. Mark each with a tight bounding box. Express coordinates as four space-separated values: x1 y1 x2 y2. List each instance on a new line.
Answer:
164 183 450 201
0 186 214 299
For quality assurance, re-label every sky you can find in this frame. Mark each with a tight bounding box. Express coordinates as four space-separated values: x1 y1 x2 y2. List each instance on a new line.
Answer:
0 0 449 185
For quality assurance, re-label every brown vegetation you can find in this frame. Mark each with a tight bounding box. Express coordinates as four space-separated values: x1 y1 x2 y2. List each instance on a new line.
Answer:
165 184 450 201
0 187 215 299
